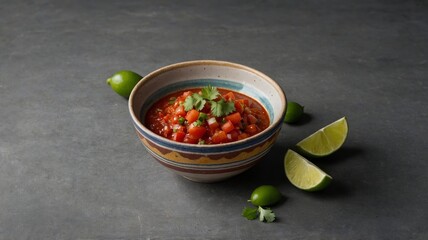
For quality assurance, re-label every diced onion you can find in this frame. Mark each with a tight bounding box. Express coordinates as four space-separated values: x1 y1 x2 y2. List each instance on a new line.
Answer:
207 117 217 125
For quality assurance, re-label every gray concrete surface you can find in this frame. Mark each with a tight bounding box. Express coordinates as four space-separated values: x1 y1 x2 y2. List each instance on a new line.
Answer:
1 0 427 239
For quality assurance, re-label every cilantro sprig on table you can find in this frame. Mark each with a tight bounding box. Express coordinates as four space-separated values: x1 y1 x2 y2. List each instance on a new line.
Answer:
242 206 276 223
183 85 235 117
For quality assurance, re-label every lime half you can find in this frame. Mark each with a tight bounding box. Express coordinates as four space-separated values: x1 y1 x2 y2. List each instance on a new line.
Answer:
284 149 332 191
296 117 348 157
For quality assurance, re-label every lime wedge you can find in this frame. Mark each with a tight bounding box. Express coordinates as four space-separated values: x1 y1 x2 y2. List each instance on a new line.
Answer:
284 149 332 191
296 117 348 157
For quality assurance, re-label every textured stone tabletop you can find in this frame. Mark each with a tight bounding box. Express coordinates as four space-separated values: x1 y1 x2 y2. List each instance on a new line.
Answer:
1 0 427 239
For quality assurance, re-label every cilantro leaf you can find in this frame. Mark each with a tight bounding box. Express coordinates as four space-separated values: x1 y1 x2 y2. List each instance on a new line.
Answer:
242 207 258 220
183 93 206 111
201 85 219 100
210 99 235 117
258 206 276 223
192 93 206 111
222 100 236 116
183 95 195 111
183 86 236 117
210 101 221 117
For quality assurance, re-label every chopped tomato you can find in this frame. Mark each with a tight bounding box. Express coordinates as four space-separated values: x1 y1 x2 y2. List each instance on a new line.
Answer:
227 130 239 141
223 92 235 101
212 130 227 144
185 109 199 124
174 105 186 117
188 124 206 139
235 101 244 114
207 117 219 131
236 99 249 107
221 120 235 133
226 112 242 125
183 134 199 144
171 115 180 124
172 131 185 142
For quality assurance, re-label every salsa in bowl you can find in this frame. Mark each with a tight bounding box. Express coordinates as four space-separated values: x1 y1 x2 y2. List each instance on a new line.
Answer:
145 86 270 145
129 60 286 182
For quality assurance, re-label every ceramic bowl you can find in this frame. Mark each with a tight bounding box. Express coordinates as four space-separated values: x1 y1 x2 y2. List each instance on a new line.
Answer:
129 60 286 182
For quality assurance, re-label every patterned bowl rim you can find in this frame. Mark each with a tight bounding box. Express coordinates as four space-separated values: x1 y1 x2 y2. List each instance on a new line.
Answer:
128 60 287 152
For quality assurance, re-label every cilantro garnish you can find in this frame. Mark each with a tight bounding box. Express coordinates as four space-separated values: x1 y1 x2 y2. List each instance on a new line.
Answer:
242 206 276 223
183 96 194 111
242 207 259 220
184 93 206 111
183 85 235 117
258 206 276 223
201 85 219 100
210 99 235 117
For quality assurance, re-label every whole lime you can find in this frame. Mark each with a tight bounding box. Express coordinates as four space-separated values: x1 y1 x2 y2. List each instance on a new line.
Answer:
284 101 304 124
248 185 282 207
106 70 142 98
